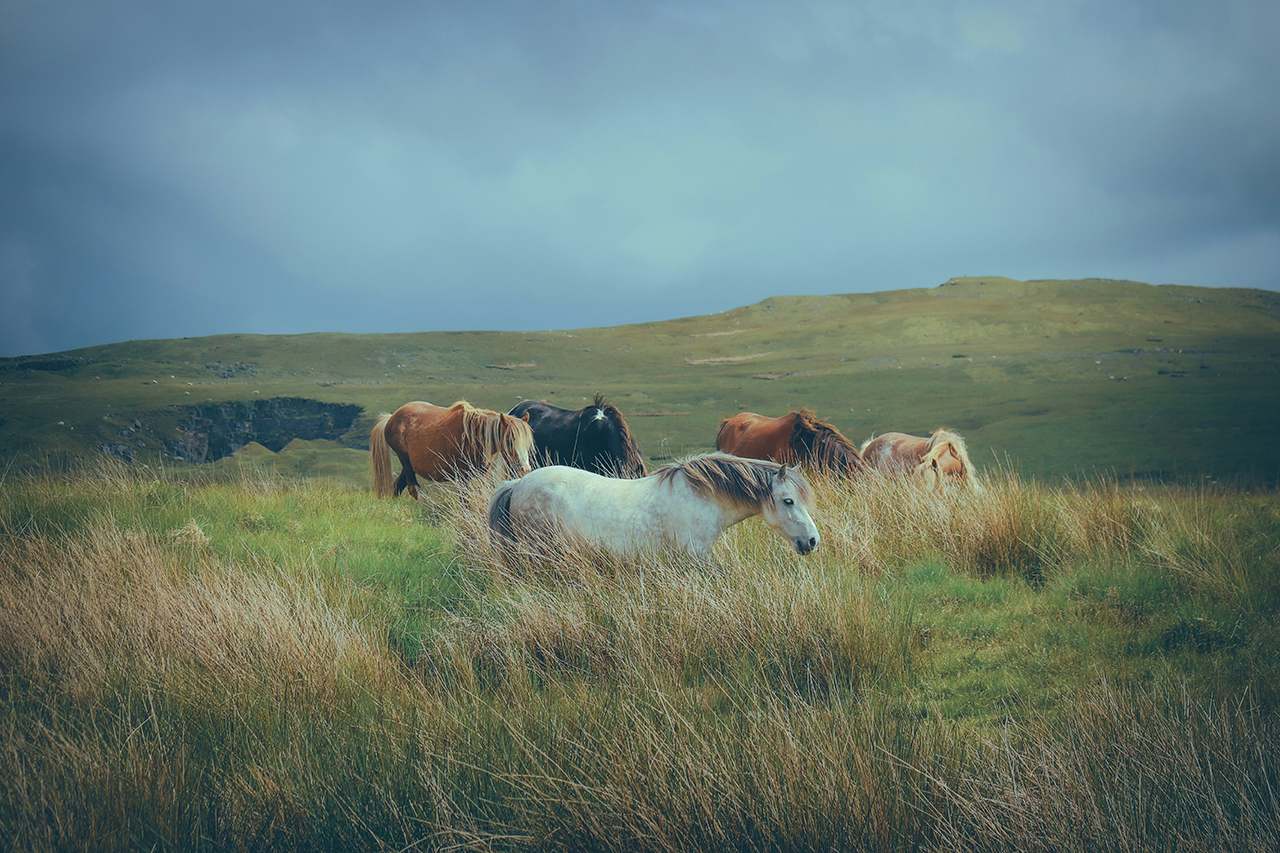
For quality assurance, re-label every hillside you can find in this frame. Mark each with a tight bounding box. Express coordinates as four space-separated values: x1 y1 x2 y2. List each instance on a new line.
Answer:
2 276 1278 484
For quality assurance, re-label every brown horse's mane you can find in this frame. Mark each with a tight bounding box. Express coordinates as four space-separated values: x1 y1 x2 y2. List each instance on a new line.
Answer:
789 409 864 474
456 401 534 459
656 453 811 507
592 393 646 476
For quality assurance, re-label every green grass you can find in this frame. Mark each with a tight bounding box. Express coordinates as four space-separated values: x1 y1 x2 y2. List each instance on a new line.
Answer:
3 277 1279 485
2 462 1277 850
0 460 461 623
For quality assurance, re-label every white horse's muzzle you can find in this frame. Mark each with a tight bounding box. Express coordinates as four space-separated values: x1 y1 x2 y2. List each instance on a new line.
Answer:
795 534 819 555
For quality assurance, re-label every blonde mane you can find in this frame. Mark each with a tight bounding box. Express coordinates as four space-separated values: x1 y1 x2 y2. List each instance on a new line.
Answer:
916 428 979 486
656 453 813 507
457 401 534 460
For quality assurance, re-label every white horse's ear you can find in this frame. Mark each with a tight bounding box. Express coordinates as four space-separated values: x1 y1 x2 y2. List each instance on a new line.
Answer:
778 464 788 481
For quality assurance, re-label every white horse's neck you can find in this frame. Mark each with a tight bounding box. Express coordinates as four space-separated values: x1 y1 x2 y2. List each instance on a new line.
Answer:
651 472 758 553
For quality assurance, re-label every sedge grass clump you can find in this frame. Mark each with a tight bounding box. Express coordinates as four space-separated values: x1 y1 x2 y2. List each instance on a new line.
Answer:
930 680 1280 853
816 468 1172 582
0 514 467 852
816 469 1070 581
1140 489 1280 612
1059 474 1150 559
0 520 399 717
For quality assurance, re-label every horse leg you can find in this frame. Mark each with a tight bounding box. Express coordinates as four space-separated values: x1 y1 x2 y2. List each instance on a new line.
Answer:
393 451 421 499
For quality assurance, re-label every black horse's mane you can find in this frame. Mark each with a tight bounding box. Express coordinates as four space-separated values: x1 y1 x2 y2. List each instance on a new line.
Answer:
586 393 645 476
510 393 645 477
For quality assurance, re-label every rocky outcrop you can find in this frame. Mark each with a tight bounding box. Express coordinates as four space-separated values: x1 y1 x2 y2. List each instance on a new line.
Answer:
100 442 138 462
0 354 92 373
166 398 363 463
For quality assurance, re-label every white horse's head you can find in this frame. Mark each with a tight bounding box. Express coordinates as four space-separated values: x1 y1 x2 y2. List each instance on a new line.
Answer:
760 464 821 555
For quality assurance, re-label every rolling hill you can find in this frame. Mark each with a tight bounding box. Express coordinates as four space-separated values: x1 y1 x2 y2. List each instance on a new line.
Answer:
2 276 1278 485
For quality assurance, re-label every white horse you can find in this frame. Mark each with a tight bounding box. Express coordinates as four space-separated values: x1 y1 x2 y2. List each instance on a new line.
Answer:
488 453 821 559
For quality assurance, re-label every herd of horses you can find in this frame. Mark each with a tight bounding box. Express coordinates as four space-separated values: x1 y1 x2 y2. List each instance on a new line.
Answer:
368 394 979 560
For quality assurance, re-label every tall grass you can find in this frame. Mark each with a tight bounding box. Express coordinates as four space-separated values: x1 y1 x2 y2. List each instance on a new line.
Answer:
817 467 1153 579
1 462 1277 850
929 680 1280 852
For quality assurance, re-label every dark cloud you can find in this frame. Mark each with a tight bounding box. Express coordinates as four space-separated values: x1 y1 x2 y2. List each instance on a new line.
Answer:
2 0 1277 355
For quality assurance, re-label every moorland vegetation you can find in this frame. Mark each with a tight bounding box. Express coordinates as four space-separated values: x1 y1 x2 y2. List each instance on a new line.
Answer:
2 460 1277 851
2 276 1279 850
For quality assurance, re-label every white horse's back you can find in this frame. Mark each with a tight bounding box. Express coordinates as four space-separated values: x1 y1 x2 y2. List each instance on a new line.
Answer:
491 465 714 554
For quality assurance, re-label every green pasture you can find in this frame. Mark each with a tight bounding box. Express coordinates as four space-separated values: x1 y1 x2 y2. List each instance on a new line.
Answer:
3 277 1278 485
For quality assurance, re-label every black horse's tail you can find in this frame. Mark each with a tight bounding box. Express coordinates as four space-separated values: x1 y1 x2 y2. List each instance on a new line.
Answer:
488 481 518 545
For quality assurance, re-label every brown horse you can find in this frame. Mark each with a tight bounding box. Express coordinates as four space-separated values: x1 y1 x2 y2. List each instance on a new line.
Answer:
860 428 981 489
369 400 534 498
716 409 866 477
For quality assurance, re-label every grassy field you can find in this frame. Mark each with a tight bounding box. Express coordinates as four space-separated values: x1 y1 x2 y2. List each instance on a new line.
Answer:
2 276 1278 848
2 461 1277 851
2 277 1279 485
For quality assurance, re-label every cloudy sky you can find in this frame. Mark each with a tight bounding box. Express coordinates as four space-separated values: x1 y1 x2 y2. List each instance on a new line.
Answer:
1 0 1277 357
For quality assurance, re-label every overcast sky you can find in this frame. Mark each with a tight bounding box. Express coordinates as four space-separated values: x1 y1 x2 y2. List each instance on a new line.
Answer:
1 0 1277 356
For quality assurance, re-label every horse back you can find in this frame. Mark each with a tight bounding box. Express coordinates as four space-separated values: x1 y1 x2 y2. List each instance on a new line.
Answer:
861 432 931 474
385 401 478 479
508 399 560 427
716 412 796 463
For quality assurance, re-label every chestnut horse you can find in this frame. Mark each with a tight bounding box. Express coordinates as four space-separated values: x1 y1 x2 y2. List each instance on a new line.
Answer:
369 401 534 498
860 428 981 489
716 409 865 477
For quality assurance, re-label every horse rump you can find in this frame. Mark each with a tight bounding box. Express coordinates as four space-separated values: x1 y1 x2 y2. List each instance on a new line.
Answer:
488 481 518 545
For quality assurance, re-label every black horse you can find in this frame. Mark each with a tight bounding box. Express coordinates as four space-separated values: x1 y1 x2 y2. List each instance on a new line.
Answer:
507 393 646 478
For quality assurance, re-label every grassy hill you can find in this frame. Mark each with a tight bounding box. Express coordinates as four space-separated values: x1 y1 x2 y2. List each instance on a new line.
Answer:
3 276 1278 484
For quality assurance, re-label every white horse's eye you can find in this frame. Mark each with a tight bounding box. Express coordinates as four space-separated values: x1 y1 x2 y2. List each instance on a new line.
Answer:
783 498 794 506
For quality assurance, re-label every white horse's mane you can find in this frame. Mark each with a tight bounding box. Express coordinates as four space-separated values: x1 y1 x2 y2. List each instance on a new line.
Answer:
655 453 812 506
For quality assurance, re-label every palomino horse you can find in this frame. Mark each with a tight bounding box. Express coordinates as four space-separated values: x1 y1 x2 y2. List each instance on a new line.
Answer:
369 401 534 498
508 393 645 478
716 409 866 477
489 453 820 558
860 428 981 489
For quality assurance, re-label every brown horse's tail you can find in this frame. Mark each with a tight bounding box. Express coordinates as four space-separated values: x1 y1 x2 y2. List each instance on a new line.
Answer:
715 417 736 453
369 412 395 498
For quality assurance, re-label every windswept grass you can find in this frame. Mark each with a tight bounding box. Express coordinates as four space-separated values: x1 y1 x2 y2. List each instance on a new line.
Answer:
1 462 1277 851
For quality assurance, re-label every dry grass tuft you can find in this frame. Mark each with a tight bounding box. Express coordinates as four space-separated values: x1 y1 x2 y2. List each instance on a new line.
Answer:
812 467 1175 581
927 680 1280 853
0 521 398 710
